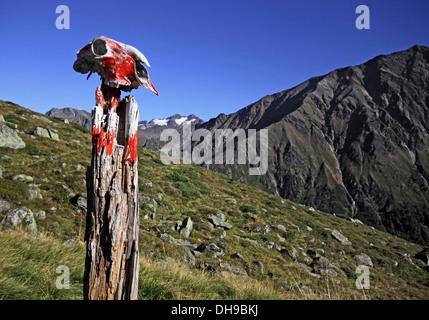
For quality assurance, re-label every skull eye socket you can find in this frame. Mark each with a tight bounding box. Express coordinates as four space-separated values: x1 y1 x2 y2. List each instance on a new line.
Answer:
92 39 108 56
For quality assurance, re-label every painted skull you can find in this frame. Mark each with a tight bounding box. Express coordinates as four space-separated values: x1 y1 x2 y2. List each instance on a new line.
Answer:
73 36 158 94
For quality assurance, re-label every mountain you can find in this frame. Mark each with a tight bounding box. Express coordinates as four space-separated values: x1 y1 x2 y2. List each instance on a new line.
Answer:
138 114 204 150
46 107 91 130
196 45 429 246
1 99 428 299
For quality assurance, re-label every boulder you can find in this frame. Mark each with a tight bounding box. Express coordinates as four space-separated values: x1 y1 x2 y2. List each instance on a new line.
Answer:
12 174 34 183
329 229 352 245
33 210 46 220
251 225 271 234
34 127 50 138
196 242 224 257
354 253 373 267
272 224 287 232
208 212 232 230
1 207 38 234
246 260 264 275
0 198 12 213
0 124 25 149
219 262 247 278
179 217 193 238
70 193 87 211
63 236 80 247
34 127 59 140
28 184 42 200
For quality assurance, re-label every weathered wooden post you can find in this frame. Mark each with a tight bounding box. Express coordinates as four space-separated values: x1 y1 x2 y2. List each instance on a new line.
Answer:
73 36 158 300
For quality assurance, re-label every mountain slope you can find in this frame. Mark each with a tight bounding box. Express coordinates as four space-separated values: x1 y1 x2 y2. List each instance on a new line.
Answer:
46 107 91 130
197 45 429 245
0 100 428 299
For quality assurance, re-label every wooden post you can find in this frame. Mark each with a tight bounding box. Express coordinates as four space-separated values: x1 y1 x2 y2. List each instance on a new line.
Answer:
84 84 140 300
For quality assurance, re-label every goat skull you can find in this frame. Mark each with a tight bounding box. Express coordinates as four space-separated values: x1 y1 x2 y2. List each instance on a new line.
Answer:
73 36 158 95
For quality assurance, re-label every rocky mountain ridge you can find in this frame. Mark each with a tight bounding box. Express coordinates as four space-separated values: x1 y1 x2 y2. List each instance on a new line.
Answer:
196 45 429 246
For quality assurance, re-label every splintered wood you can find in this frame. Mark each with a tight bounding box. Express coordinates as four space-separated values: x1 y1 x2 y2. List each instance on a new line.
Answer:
84 85 139 300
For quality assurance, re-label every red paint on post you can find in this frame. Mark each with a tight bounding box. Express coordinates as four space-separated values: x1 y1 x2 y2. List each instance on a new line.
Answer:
125 131 138 163
92 125 115 156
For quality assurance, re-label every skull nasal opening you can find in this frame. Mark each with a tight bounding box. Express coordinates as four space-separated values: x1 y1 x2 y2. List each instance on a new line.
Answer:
92 38 108 56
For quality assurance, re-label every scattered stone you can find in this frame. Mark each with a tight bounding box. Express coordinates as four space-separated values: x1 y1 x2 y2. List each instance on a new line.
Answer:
2 155 12 161
159 233 198 251
28 184 43 200
0 124 25 149
184 249 196 268
313 255 331 268
46 156 59 163
144 212 156 221
34 127 59 140
272 224 287 232
317 268 338 277
144 181 152 188
266 241 282 251
138 194 151 204
246 260 264 275
12 174 33 183
224 197 237 205
0 165 4 178
156 193 163 202
230 252 244 260
196 242 224 257
179 217 193 238
350 218 363 224
33 210 46 220
251 225 271 234
52 168 62 175
1 207 37 234
297 263 311 273
354 253 373 267
70 193 87 212
309 207 315 212
0 198 12 213
219 263 247 278
329 229 352 245
281 246 299 261
34 127 50 138
63 236 80 247
208 212 233 230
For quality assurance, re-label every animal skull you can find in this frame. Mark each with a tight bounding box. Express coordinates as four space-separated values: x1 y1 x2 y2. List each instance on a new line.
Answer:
73 36 158 95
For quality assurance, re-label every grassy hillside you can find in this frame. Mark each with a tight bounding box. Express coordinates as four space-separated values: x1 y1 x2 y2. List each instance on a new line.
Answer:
0 100 428 300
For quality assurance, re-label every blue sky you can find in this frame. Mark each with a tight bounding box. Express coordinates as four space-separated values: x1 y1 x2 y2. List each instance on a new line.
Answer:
0 0 428 122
